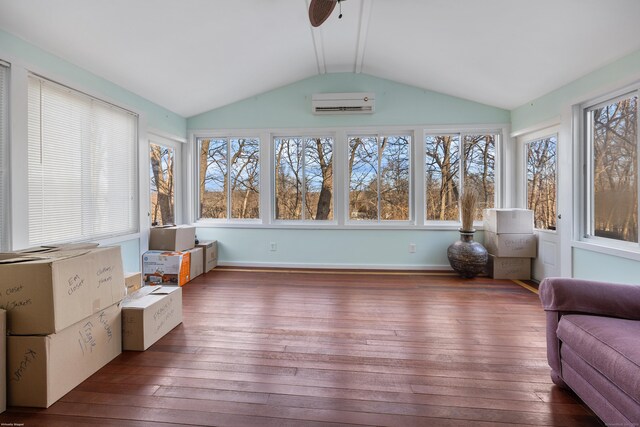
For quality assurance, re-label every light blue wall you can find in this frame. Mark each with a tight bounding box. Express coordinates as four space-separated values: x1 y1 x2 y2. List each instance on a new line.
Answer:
188 73 509 129
118 238 141 273
196 227 473 269
511 49 640 133
573 248 640 285
190 73 503 269
0 29 186 136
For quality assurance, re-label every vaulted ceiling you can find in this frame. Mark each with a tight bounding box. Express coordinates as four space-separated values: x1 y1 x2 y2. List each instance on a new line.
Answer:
1 0 639 118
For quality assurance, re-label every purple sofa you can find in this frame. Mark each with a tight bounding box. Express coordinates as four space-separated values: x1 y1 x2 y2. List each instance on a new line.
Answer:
539 278 640 425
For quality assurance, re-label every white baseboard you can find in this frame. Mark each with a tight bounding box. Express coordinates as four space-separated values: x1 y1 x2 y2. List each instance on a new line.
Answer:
217 261 453 271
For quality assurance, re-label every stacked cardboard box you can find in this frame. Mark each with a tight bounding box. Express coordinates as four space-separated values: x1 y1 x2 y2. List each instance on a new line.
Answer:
0 246 126 407
196 240 218 273
483 209 536 280
122 286 183 351
144 225 203 286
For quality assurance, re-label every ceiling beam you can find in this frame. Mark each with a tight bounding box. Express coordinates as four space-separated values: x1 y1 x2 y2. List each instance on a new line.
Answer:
354 0 373 73
306 0 327 74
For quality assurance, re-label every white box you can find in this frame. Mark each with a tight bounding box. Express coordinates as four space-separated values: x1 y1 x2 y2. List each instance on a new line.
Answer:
187 247 204 280
483 232 536 258
7 303 122 408
122 286 182 351
483 209 534 234
487 255 531 280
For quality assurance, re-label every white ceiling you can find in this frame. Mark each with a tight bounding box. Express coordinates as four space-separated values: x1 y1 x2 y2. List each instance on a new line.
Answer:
1 0 639 118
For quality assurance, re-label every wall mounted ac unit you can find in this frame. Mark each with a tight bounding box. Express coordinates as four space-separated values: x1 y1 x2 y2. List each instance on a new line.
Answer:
311 92 375 115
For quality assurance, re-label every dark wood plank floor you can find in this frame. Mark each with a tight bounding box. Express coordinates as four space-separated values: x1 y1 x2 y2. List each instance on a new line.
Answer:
0 268 603 426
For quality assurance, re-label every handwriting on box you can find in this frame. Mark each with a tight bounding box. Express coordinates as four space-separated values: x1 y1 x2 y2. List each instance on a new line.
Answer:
0 284 33 311
12 348 37 382
96 265 113 288
154 296 175 333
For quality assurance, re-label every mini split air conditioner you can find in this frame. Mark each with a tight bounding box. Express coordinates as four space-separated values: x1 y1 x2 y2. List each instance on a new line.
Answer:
311 92 375 115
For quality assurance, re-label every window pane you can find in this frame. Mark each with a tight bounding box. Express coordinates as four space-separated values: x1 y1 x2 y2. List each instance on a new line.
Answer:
591 95 638 242
230 138 260 219
150 143 175 226
0 63 7 250
380 136 410 220
199 138 227 219
527 136 557 230
464 134 496 220
304 137 333 220
275 138 302 220
425 135 460 221
27 76 138 245
349 137 378 220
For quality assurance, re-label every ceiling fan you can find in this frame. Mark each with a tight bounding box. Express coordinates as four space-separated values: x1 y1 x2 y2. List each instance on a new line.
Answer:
309 0 346 27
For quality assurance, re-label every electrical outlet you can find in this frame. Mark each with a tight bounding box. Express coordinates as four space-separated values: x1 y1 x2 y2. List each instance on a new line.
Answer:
270 242 277 252
408 243 416 253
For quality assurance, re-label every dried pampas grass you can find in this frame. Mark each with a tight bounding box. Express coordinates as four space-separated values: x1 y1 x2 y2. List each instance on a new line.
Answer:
460 189 477 231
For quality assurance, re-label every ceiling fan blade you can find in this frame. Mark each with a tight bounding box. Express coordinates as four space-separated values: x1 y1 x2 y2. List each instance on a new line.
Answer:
309 0 337 27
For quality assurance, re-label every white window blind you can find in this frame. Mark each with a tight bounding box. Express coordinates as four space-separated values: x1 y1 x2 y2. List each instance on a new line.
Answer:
27 75 138 245
0 61 8 250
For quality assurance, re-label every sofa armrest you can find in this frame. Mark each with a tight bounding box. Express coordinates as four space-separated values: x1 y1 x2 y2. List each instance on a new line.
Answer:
539 277 640 320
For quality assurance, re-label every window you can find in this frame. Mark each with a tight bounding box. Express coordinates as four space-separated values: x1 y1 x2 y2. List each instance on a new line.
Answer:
0 61 8 250
425 133 496 222
150 143 175 226
348 135 410 221
274 136 333 220
198 137 260 220
27 75 138 245
526 136 557 230
586 92 638 243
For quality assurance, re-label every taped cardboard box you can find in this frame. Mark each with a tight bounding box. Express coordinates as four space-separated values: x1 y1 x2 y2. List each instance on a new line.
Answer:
122 286 182 351
483 209 534 234
483 232 537 258
142 251 191 286
487 255 531 280
187 247 203 280
125 272 143 295
0 246 126 335
149 225 196 252
7 303 121 408
196 240 218 272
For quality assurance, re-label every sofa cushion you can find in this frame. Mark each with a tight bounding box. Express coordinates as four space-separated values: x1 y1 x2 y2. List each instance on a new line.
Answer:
557 314 640 406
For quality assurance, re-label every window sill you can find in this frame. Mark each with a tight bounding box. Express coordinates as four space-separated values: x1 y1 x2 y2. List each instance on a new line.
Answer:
193 220 479 232
573 239 640 263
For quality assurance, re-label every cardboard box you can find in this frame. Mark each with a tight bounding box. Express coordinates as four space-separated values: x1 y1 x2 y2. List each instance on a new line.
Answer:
187 247 203 280
487 255 531 280
196 240 218 272
0 246 126 335
125 272 143 295
142 251 191 286
483 209 534 234
122 286 182 351
149 225 195 252
0 310 5 414
7 303 121 408
483 232 537 258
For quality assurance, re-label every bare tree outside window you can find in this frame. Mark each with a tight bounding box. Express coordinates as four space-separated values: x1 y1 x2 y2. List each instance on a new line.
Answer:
274 136 334 221
425 135 460 221
591 95 638 242
464 135 496 221
149 143 175 226
199 137 260 219
527 136 557 230
348 135 410 221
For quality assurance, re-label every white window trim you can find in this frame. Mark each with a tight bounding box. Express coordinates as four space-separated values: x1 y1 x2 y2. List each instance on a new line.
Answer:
577 81 640 258
189 123 508 231
148 131 184 227
522 132 559 233
6 58 148 250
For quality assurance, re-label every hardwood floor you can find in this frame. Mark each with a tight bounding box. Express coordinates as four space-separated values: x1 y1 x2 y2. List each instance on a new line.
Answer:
0 268 603 426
